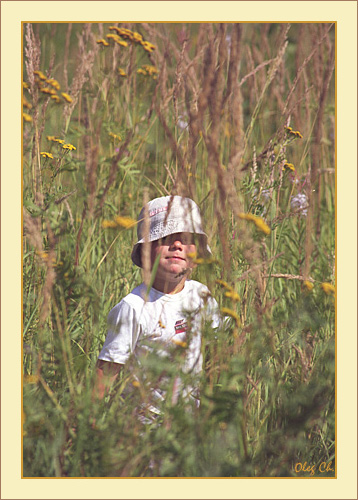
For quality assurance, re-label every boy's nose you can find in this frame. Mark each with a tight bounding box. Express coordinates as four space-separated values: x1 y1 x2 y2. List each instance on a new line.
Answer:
170 238 183 248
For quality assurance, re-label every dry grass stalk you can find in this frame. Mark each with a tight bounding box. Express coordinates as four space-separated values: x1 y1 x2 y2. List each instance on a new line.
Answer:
243 32 289 153
98 130 134 211
154 101 188 196
81 96 98 217
24 24 43 203
23 208 56 327
172 38 188 126
63 24 96 130
282 23 334 117
226 25 245 178
24 23 41 107
23 208 43 254
38 221 56 326
63 23 73 91
303 40 335 279
263 273 314 282
142 188 151 290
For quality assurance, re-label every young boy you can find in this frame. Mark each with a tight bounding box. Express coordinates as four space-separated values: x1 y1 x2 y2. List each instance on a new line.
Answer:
95 195 220 411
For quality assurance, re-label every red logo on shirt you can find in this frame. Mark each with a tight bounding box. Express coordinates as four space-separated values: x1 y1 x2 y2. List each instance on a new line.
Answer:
175 319 187 334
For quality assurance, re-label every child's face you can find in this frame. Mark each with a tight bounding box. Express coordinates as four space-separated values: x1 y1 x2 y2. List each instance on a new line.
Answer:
150 232 197 293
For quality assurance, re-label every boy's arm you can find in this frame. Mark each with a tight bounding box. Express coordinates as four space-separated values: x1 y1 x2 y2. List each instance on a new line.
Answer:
94 359 123 400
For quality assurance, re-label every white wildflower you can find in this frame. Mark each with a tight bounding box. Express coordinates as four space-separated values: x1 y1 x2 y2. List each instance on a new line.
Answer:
291 193 308 216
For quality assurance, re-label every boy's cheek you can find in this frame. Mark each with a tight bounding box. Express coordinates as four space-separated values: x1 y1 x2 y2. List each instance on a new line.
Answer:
149 242 162 265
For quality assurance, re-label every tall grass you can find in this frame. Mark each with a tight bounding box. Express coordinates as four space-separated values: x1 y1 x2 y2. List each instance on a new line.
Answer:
23 22 335 477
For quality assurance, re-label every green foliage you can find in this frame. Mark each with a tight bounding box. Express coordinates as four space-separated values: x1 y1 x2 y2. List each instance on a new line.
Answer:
23 22 335 477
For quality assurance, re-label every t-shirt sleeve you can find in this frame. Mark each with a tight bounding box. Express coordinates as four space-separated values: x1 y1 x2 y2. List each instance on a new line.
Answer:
206 295 221 329
98 300 140 364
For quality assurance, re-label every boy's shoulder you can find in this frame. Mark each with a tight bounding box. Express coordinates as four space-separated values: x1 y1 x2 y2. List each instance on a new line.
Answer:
107 284 146 317
186 279 208 290
184 279 210 295
120 283 148 307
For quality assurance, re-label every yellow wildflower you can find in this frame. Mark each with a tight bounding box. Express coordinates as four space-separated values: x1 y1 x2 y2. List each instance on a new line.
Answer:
132 32 143 43
141 41 156 52
191 256 216 265
62 143 76 151
116 39 128 47
292 130 303 139
34 70 47 80
118 68 127 77
96 38 110 46
172 339 188 348
40 87 57 95
132 380 141 388
320 282 335 296
61 92 73 103
303 280 314 292
24 374 40 384
109 132 122 141
23 96 32 110
253 217 271 235
102 220 118 229
23 81 29 89
40 152 54 159
285 125 303 139
238 212 271 235
51 95 61 103
216 279 232 290
238 212 254 222
47 136 58 142
46 78 61 90
283 162 295 173
36 250 49 260
221 307 241 326
106 34 121 42
224 290 241 302
23 113 32 122
117 28 133 39
138 65 158 78
216 280 240 301
114 216 137 228
102 215 136 229
302 281 314 293
158 320 165 328
143 65 157 74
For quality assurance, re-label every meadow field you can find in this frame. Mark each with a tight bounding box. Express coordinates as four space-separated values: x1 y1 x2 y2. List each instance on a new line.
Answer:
23 22 335 477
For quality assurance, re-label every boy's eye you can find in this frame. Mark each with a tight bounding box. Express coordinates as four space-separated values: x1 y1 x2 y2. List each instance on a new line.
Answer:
181 234 195 245
160 233 195 245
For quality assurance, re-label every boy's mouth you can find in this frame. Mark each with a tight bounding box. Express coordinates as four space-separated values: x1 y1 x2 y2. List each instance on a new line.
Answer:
166 255 186 262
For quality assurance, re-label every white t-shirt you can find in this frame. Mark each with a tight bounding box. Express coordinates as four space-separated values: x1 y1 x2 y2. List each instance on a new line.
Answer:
98 279 220 377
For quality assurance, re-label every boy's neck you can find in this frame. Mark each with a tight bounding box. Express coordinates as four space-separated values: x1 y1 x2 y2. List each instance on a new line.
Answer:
152 276 188 295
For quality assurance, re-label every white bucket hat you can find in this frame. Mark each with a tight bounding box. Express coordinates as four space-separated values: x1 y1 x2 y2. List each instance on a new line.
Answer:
131 195 211 267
